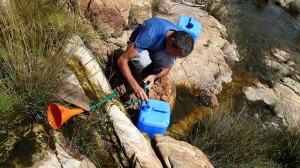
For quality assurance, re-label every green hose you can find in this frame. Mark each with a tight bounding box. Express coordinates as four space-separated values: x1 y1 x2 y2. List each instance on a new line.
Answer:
124 82 147 106
89 83 147 110
89 90 118 111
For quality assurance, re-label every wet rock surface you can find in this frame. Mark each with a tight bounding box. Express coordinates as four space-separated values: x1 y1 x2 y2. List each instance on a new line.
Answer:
244 48 300 128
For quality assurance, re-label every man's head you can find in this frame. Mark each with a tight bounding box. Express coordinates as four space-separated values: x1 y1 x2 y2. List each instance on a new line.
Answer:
166 31 194 58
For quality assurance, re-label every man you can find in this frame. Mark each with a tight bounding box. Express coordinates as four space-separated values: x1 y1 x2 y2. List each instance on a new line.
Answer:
118 17 194 102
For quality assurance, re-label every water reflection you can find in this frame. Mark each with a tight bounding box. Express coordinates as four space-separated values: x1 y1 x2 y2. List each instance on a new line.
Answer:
217 0 300 109
226 1 299 74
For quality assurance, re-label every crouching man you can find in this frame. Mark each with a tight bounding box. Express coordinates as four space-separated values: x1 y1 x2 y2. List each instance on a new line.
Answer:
118 17 194 102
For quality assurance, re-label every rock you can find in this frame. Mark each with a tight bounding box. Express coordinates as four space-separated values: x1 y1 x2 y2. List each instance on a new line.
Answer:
108 105 163 168
65 35 112 94
263 48 295 77
270 48 291 63
32 151 61 168
129 0 152 26
273 83 300 127
222 41 240 62
152 0 174 15
282 77 300 96
274 0 294 7
243 81 300 128
154 134 214 168
0 0 9 7
148 74 176 110
79 0 131 37
243 81 279 106
196 89 219 107
88 38 112 64
11 124 95 168
52 131 96 168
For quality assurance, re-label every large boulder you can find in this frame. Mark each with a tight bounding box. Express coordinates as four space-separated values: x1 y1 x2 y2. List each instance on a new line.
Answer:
154 134 214 168
109 105 163 168
129 0 152 26
78 0 131 37
243 80 300 128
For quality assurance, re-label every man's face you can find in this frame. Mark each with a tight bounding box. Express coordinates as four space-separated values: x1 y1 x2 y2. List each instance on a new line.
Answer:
166 38 182 58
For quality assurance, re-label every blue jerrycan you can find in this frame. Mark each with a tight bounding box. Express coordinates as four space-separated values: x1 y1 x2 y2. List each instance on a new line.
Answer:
177 16 202 41
137 99 170 139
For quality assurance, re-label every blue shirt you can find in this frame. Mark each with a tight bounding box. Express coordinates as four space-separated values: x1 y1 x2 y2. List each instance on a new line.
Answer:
129 17 179 54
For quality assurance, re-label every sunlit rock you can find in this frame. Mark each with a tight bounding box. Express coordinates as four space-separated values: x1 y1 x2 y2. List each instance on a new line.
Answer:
270 48 292 63
148 74 176 109
52 131 96 168
154 134 214 168
0 0 9 7
88 38 113 65
263 48 295 76
273 83 300 127
282 77 300 96
130 0 152 25
65 35 112 94
109 105 163 168
32 151 61 168
152 0 174 15
222 41 240 62
274 0 294 7
78 0 131 37
243 81 300 128
243 81 279 106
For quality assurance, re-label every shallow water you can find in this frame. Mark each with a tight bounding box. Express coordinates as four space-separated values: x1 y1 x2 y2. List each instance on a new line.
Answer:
223 0 300 66
217 0 300 109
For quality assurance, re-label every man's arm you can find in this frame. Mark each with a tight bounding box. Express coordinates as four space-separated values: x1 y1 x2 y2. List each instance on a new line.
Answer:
117 43 149 101
144 67 171 88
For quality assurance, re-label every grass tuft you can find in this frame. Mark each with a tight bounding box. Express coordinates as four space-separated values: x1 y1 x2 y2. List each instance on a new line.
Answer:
182 103 300 167
0 0 91 120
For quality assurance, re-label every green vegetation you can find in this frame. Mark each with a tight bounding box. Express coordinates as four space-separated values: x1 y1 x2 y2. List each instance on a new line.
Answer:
183 105 300 167
0 0 86 118
62 111 122 168
0 0 120 166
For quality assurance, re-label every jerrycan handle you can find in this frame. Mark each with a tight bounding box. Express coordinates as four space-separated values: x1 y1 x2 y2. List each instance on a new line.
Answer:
152 108 168 114
187 18 194 29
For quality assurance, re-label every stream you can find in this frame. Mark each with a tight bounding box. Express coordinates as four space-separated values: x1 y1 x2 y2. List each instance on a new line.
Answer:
217 0 300 110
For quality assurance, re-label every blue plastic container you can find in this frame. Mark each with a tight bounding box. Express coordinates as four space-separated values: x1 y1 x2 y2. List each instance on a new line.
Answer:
177 16 201 41
137 99 170 139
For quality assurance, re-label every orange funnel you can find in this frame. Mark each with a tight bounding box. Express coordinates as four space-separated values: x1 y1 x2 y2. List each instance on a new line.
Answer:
47 103 84 129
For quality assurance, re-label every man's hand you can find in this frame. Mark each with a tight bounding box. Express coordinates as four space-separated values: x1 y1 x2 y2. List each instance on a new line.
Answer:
133 84 148 102
144 74 157 89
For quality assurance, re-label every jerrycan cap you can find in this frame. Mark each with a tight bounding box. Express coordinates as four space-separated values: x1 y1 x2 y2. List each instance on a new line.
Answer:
142 103 150 111
187 23 194 28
